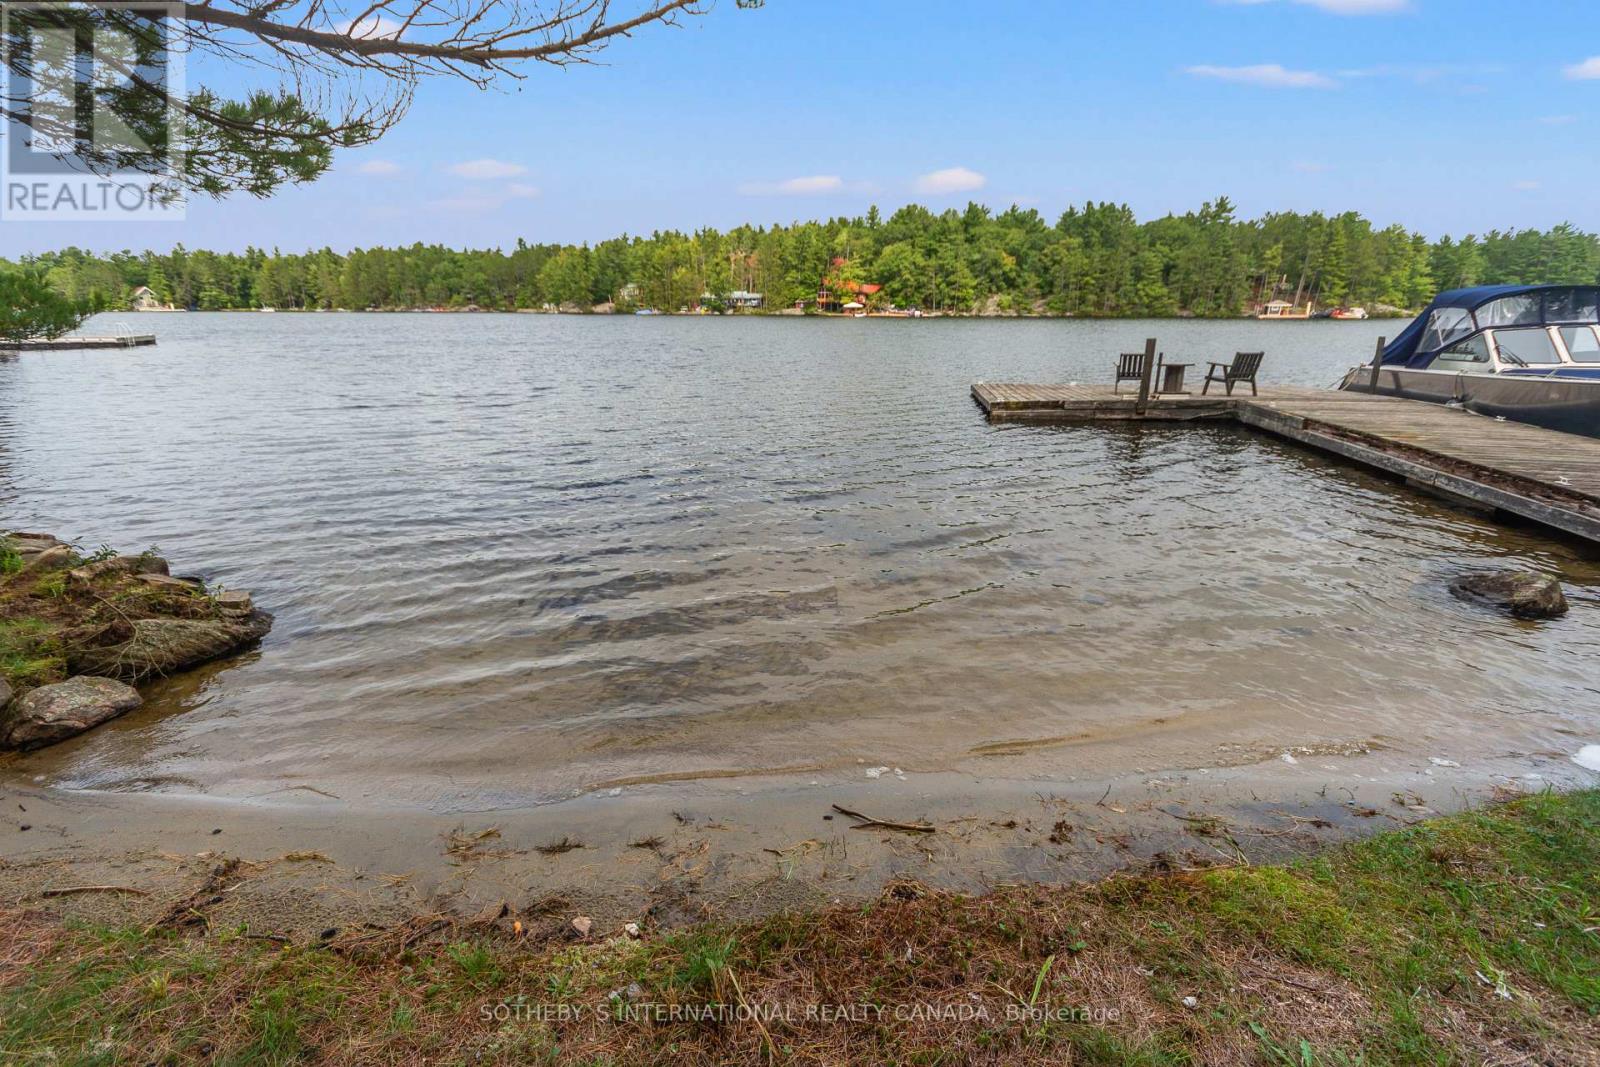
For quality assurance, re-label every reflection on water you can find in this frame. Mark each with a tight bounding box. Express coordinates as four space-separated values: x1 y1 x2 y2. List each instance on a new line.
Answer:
1 314 1596 811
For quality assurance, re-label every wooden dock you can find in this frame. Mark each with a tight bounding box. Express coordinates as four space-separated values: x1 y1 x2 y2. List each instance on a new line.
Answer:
972 382 1343 422
9 335 156 351
971 382 1600 544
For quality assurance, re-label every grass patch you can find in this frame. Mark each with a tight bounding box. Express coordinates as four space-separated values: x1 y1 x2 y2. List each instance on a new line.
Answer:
0 615 68 689
3 790 1599 1065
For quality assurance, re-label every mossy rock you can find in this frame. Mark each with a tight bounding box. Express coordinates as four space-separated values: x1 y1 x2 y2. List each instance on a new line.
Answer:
68 611 273 682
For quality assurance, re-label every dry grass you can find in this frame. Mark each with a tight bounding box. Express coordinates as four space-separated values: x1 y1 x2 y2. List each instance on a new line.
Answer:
2 789 1598 1064
535 836 586 855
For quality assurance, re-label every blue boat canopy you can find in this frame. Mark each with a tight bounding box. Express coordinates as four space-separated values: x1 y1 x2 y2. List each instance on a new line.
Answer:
1382 285 1600 367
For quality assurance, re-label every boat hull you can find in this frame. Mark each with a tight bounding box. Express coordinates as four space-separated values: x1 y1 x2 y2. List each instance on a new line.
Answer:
1339 366 1600 438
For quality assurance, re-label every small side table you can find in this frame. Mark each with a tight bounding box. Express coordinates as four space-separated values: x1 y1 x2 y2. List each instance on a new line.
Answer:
1156 362 1193 396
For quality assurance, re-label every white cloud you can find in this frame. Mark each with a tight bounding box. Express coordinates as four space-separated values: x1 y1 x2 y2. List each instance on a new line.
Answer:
1292 161 1330 173
506 182 540 199
1512 180 1541 192
356 159 402 176
777 175 843 194
1220 0 1409 12
1538 115 1577 126
737 175 845 196
448 158 528 180
339 15 403 38
1564 56 1600 80
913 166 987 195
1185 64 1337 89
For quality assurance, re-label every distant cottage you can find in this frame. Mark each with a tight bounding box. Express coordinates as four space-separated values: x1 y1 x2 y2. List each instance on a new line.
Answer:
129 285 173 311
693 290 764 311
818 258 882 313
818 279 882 313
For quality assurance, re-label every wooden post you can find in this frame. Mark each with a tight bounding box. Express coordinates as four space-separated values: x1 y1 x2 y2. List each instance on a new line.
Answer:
1136 337 1157 413
1367 335 1387 391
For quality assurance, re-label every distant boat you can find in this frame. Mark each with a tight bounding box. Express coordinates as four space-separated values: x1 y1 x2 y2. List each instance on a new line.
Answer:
259 306 277 313
634 308 662 316
1330 306 1369 320
1258 300 1312 320
1339 284 1600 437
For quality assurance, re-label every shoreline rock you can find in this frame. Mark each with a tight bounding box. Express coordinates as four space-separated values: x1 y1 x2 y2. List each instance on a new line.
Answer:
0 676 143 750
2 530 273 749
1448 570 1569 620
68 553 169 584
69 610 274 682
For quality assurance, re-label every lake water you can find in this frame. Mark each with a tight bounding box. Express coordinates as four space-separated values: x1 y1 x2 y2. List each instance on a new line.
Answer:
3 313 1597 812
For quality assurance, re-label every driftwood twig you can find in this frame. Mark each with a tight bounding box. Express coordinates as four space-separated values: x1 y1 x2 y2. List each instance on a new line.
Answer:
831 804 935 834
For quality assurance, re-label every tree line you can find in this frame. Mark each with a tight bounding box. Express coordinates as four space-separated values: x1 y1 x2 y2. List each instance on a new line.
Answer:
12 197 1600 317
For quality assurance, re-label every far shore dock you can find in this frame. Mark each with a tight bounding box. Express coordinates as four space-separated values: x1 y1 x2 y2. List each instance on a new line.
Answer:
972 380 1600 545
9 335 157 351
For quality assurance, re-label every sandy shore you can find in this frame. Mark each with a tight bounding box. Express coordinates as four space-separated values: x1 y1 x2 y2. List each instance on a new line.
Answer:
4 740 1592 938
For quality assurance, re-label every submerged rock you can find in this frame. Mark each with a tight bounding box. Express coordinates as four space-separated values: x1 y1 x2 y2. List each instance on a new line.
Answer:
1449 570 1569 620
0 675 142 750
69 610 273 682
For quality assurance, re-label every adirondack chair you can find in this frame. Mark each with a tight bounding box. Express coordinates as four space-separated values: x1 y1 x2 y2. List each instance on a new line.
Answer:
1114 351 1151 394
1202 351 1264 396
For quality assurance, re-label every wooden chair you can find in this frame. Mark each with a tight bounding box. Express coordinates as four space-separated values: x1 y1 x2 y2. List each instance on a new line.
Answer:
1202 351 1264 396
1114 351 1150 394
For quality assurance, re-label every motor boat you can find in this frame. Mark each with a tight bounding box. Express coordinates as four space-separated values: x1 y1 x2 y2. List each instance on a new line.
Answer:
1338 285 1600 437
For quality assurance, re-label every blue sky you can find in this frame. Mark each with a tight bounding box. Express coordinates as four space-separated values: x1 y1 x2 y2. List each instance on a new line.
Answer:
5 0 1599 254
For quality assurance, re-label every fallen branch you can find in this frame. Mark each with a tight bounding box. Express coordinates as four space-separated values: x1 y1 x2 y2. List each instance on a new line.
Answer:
831 805 935 834
1162 809 1219 825
147 857 246 932
241 932 291 945
762 838 823 858
40 885 150 898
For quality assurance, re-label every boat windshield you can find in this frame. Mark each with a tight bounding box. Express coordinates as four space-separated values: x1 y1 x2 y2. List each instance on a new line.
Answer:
1560 326 1600 363
1476 295 1542 329
1544 288 1600 323
1492 327 1561 365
